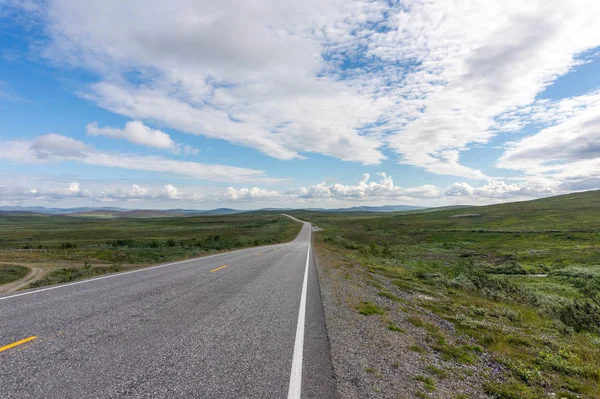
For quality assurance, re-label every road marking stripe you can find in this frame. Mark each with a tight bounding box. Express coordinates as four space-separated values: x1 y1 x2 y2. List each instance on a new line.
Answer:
0 336 37 353
287 239 311 399
209 265 228 273
0 244 286 302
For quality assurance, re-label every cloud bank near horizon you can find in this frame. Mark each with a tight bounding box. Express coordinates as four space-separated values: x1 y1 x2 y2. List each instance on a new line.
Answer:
0 172 588 209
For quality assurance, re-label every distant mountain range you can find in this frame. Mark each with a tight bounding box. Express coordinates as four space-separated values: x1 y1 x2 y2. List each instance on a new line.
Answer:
0 204 427 217
305 205 425 213
0 206 130 215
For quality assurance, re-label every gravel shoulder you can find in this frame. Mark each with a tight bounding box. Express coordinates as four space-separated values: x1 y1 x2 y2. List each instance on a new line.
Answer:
314 236 498 399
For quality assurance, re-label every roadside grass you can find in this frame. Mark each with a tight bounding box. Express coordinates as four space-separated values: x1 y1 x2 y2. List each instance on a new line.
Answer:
425 365 448 379
357 301 386 315
387 322 405 333
27 263 123 288
0 214 302 289
0 264 29 284
409 344 426 353
365 367 382 378
414 375 436 391
378 290 403 302
299 190 600 398
407 315 426 327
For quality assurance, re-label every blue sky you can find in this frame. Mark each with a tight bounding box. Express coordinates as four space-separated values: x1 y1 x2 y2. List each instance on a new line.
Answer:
1 0 599 209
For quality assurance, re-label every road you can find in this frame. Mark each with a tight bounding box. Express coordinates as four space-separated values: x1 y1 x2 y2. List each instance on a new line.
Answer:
0 219 336 398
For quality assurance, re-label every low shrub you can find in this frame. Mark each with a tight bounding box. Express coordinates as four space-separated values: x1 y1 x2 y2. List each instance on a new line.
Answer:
0 264 29 285
109 239 134 247
28 264 123 288
558 300 600 334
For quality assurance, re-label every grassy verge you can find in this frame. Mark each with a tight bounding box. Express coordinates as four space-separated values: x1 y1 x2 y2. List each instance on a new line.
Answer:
27 263 122 288
301 190 600 398
0 264 29 284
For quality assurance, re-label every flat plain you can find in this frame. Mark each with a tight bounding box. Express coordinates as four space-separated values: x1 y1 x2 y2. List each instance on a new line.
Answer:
2 191 599 398
0 213 301 291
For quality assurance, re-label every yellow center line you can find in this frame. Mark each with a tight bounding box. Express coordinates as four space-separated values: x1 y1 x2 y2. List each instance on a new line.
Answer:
256 252 263 256
0 336 37 353
210 264 228 273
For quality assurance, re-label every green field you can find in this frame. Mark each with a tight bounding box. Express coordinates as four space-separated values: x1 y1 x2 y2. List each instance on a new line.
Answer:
294 190 600 398
0 213 301 288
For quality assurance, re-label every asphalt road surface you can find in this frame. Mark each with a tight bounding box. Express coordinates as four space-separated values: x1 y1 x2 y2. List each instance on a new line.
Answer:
0 219 336 398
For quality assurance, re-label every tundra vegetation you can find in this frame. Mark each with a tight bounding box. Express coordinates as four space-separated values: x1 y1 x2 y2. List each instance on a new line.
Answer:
0 264 29 285
293 190 600 398
0 214 301 289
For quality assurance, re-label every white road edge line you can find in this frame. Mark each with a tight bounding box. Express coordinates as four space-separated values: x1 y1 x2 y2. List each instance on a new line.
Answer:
288 238 311 399
0 245 280 302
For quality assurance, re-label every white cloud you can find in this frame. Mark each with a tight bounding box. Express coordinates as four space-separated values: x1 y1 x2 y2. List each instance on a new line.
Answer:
494 91 600 193
376 0 600 176
0 178 199 203
45 0 597 175
4 0 600 179
445 182 474 197
0 135 281 184
31 133 90 159
162 184 179 199
294 173 441 199
84 81 385 164
445 180 556 199
65 181 80 194
87 120 178 151
224 172 600 206
494 91 600 132
34 0 387 165
227 173 441 202
1 180 191 203
128 184 149 197
498 98 600 176
226 187 282 201
0 172 598 208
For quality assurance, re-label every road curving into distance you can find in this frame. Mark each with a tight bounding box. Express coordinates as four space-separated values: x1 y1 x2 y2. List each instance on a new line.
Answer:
0 218 336 398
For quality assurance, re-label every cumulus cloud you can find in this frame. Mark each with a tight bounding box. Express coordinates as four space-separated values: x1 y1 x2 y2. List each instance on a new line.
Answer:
227 173 441 202
1 172 598 208
84 184 154 201
128 184 149 197
294 173 441 199
445 180 556 199
65 181 80 194
30 133 90 159
162 184 179 199
226 187 282 201
0 135 281 184
3 180 200 204
87 120 179 151
225 172 600 206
